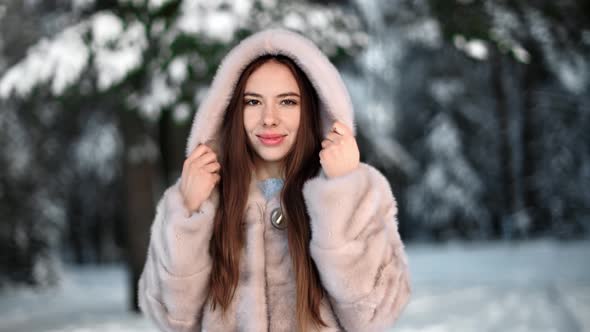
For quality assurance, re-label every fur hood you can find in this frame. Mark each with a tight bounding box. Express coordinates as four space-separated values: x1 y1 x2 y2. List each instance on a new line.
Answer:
185 28 355 157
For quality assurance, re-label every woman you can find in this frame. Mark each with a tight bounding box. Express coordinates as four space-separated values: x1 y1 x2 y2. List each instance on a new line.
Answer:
138 28 411 332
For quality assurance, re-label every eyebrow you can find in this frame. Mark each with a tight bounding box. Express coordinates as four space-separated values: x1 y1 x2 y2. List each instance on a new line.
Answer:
244 92 300 98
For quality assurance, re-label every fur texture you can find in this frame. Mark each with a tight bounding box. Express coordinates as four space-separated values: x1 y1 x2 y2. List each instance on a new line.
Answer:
138 28 411 332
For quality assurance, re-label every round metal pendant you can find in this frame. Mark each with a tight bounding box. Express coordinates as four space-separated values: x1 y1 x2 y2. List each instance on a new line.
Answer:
270 207 286 230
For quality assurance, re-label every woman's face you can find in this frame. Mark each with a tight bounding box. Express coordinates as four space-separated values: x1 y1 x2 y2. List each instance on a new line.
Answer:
243 60 301 168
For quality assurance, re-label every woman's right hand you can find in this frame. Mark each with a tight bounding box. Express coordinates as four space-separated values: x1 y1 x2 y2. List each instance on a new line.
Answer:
179 143 221 215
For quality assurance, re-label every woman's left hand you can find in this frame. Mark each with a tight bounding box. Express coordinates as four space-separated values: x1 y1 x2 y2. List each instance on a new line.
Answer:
320 121 360 178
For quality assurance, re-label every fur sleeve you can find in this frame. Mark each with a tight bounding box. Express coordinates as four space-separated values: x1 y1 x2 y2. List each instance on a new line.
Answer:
302 162 412 331
138 178 218 332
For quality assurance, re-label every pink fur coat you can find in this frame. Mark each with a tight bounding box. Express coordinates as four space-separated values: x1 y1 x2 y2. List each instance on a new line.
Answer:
138 28 411 332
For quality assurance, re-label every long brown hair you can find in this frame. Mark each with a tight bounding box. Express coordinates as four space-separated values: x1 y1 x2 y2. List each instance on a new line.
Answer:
207 54 327 331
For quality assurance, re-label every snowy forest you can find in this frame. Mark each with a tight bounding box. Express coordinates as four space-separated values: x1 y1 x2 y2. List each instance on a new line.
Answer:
0 0 589 331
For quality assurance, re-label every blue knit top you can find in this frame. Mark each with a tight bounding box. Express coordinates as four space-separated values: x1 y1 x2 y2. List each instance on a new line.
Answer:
257 178 284 201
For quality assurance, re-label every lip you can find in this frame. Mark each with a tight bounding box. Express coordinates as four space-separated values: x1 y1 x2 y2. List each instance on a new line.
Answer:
257 134 286 146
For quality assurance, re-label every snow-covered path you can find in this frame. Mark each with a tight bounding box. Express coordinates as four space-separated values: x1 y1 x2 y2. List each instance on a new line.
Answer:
1 239 588 332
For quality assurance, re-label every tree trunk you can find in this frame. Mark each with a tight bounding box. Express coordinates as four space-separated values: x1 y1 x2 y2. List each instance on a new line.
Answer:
119 109 161 312
492 49 531 239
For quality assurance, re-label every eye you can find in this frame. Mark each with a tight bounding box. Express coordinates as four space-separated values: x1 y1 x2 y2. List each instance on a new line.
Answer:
281 99 298 106
245 99 260 106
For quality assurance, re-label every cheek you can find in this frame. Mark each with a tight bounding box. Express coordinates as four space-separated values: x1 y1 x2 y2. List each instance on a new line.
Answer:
287 109 301 131
243 109 257 132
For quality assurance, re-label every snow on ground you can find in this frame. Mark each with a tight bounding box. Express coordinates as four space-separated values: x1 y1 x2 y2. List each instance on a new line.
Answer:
0 239 588 332
394 239 590 332
0 266 152 332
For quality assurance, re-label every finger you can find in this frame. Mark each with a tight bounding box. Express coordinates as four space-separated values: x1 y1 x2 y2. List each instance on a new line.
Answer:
332 121 352 136
325 132 340 143
203 161 221 173
193 143 213 158
321 139 333 149
194 151 218 168
186 144 211 164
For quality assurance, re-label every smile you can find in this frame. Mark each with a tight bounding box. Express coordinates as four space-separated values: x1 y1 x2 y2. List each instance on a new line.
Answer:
257 135 286 146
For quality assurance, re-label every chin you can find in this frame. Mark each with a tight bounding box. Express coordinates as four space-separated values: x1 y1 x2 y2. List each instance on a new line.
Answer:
255 149 289 162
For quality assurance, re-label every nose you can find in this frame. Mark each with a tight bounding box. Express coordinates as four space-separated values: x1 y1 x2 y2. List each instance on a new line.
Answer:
262 104 279 127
